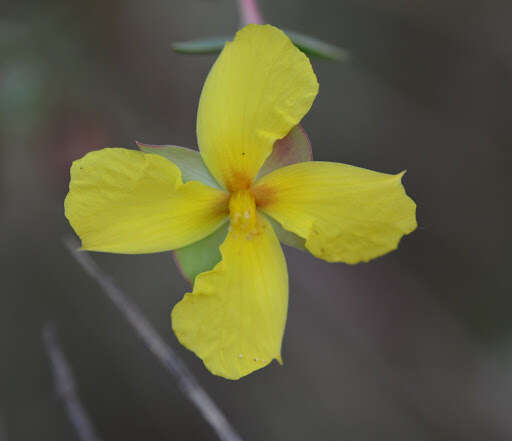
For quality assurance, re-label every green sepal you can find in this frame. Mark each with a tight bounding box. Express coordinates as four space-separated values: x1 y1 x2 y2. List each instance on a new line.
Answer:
173 215 305 287
172 214 306 288
259 124 309 252
172 30 349 61
265 215 306 251
136 142 222 190
258 125 311 179
173 222 229 285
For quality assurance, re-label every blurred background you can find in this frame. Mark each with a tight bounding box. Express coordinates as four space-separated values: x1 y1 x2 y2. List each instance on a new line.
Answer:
1 0 511 440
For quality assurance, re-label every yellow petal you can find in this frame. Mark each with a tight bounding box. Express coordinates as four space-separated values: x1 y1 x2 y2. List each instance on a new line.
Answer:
65 148 229 253
171 212 288 380
197 24 319 192
252 161 417 264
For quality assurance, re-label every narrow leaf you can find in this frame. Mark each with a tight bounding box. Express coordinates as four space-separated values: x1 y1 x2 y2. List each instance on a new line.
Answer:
172 37 230 55
172 31 349 61
285 30 350 61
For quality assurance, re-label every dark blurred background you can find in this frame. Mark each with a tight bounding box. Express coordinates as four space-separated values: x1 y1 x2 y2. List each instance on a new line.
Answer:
1 0 511 440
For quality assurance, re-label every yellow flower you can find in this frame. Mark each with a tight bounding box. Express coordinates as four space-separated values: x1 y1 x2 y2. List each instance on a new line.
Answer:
65 24 417 380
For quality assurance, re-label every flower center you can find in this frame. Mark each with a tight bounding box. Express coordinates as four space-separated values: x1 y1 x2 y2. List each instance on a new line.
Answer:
229 190 260 238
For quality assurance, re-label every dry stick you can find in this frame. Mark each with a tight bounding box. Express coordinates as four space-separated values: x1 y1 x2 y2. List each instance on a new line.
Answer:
63 238 243 441
43 324 104 441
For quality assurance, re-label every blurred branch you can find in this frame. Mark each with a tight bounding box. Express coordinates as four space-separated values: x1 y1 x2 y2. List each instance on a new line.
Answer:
237 0 264 26
42 324 104 441
63 238 243 441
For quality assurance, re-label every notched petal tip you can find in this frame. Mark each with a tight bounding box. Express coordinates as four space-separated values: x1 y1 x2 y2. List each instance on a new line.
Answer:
256 161 418 265
172 302 278 381
304 171 417 264
395 169 418 234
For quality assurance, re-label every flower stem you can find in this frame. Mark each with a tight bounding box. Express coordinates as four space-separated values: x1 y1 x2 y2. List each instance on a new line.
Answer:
237 0 264 26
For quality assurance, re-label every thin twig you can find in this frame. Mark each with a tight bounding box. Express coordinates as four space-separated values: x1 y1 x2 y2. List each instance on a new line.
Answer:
64 238 243 441
42 324 104 441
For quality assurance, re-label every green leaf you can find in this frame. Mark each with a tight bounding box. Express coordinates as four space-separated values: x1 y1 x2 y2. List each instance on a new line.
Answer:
173 223 229 284
172 37 230 55
257 125 312 179
285 30 350 62
172 31 349 61
136 142 222 190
